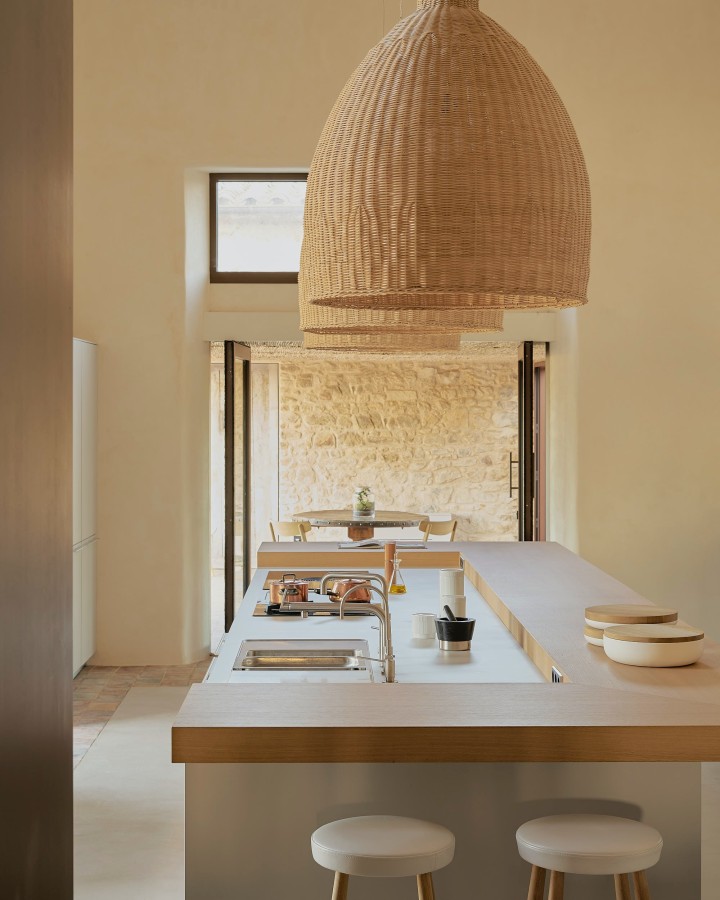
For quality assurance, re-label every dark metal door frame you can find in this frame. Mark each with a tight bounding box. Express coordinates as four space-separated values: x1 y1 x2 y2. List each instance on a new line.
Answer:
518 341 535 541
534 361 547 541
224 341 251 633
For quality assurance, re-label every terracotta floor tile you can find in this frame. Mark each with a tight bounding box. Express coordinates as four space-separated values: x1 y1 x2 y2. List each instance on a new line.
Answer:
73 661 201 763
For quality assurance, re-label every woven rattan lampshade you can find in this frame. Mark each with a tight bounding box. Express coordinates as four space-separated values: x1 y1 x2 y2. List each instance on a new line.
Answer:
300 289 503 334
300 0 591 312
303 331 461 353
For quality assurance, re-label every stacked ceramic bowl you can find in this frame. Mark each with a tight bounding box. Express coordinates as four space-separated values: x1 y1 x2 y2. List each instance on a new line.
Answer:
584 604 678 647
584 604 705 667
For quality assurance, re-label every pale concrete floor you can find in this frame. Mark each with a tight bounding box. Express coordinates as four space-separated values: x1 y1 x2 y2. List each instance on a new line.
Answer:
73 660 210 766
74 687 187 899
73 567 225 771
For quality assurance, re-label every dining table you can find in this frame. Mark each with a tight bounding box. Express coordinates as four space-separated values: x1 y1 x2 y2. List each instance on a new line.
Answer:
292 509 425 540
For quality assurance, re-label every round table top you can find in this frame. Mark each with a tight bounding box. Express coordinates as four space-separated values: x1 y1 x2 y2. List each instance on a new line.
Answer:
293 509 425 528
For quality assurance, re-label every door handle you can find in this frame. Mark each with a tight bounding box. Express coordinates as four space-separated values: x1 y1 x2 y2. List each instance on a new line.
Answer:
509 452 519 498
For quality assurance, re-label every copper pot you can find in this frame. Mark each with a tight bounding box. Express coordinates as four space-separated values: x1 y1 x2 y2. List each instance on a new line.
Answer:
268 574 311 605
329 578 371 602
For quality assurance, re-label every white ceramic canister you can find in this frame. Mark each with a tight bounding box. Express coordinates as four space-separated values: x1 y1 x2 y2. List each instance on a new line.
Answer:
412 613 438 640
441 595 467 619
603 624 704 667
439 568 464 596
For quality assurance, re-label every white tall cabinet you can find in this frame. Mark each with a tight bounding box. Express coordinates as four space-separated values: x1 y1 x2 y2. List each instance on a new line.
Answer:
73 339 97 677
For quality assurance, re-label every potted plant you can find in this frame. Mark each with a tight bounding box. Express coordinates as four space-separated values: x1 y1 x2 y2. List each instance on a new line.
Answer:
352 485 375 518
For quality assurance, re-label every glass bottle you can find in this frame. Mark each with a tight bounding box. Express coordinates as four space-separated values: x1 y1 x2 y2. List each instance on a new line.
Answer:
389 552 407 594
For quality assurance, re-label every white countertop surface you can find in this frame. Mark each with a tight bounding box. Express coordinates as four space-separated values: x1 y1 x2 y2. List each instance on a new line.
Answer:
207 566 544 685
176 544 720 764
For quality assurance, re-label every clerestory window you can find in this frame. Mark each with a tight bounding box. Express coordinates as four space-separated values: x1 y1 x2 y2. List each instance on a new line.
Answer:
209 172 307 283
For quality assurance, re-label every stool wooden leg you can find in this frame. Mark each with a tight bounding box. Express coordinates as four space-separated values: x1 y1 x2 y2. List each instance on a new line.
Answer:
331 871 349 900
614 873 632 900
632 871 651 900
417 872 435 900
548 870 564 900
527 865 546 900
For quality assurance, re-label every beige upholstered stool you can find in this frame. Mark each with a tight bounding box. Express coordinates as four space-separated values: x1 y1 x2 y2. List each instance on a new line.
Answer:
311 815 455 899
516 814 663 899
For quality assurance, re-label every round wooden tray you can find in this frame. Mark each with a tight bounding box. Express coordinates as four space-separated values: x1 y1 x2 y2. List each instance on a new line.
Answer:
604 624 703 643
585 603 678 626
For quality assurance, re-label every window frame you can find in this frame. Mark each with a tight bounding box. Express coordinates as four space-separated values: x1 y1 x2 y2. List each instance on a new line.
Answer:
209 172 308 284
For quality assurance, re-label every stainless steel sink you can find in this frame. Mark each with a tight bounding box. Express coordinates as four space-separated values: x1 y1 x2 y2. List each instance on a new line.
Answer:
233 640 373 678
239 648 364 670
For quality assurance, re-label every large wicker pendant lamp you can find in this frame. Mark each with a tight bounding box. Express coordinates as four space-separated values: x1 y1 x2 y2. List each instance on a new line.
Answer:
300 0 591 312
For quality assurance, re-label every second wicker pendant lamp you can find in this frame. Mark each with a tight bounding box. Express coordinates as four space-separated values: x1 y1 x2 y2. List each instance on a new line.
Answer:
299 290 503 335
299 0 591 321
303 331 462 353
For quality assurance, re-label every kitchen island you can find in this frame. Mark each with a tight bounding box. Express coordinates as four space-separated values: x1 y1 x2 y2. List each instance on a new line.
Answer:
175 543 720 899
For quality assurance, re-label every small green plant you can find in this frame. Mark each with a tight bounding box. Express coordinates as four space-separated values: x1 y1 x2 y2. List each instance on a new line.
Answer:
352 486 375 515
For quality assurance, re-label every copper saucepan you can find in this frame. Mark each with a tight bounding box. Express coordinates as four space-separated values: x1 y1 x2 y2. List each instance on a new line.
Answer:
268 573 311 605
329 578 371 602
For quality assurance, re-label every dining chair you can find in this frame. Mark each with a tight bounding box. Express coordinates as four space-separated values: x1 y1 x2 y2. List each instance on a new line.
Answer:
420 519 458 541
269 521 312 542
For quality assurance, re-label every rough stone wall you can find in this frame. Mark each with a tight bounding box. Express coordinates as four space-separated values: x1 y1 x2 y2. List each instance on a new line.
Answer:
278 359 519 541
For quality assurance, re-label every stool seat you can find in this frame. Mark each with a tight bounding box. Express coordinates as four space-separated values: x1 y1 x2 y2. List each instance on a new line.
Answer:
311 815 455 878
516 814 663 876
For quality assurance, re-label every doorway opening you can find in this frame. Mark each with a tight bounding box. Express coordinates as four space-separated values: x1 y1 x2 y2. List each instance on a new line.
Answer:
209 340 546 645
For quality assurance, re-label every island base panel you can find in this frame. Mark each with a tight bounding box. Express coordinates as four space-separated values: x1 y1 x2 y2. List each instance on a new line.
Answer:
185 762 699 900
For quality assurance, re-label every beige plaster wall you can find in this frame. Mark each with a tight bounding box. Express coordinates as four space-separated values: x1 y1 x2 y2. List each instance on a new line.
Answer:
74 0 387 663
74 0 720 662
278 359 518 541
546 1 720 637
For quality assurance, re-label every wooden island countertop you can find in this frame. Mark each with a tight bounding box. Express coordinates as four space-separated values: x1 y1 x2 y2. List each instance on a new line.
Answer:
173 542 720 764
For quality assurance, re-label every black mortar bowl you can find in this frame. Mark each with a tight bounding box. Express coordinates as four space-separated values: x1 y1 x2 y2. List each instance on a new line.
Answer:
435 616 475 651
